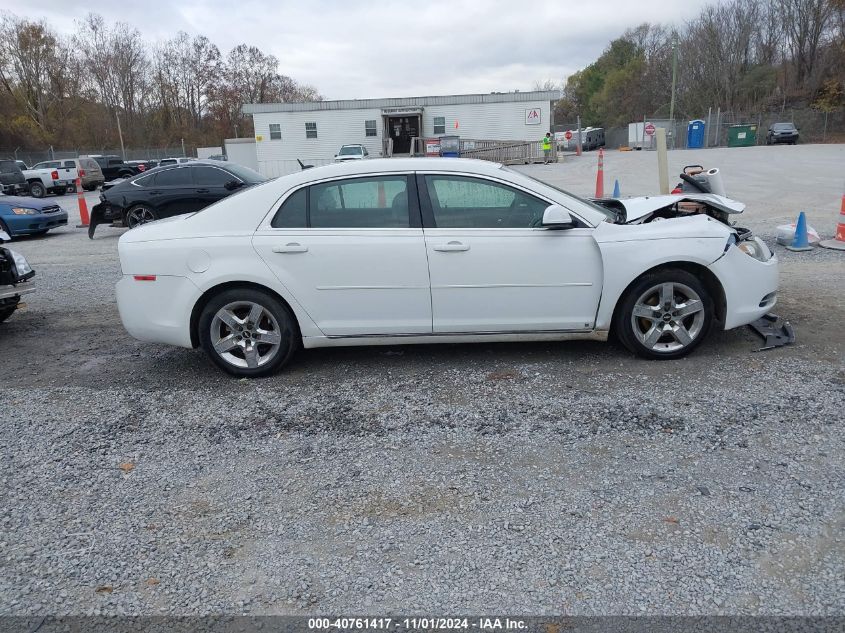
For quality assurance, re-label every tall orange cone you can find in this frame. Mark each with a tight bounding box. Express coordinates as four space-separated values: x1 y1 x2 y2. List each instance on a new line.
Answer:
75 177 90 228
820 190 845 251
595 148 604 198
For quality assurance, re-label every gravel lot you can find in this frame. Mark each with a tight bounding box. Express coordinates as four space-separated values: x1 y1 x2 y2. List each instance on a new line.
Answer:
1 145 843 616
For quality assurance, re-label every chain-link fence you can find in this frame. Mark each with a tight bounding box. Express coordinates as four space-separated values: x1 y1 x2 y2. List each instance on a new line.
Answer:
597 108 844 151
1 146 195 168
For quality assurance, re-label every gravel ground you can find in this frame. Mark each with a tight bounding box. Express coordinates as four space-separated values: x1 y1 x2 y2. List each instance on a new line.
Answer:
1 145 843 616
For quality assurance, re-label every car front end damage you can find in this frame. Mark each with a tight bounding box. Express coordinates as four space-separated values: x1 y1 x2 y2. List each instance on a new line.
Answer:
0 230 36 321
594 193 789 348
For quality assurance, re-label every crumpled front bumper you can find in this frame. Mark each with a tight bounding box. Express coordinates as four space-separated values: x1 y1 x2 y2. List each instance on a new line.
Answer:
708 245 779 330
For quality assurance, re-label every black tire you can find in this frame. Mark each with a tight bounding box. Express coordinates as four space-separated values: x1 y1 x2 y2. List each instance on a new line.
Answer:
198 288 298 377
613 268 714 360
124 204 159 229
28 181 45 198
0 305 17 323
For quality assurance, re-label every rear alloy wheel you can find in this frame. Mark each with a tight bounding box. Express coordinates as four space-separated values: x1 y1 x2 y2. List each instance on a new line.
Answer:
28 181 45 198
198 288 298 377
125 205 158 229
615 270 713 360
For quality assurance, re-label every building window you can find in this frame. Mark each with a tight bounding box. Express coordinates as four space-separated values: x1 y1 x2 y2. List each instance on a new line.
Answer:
305 122 317 139
269 123 281 140
365 120 377 137
433 116 446 135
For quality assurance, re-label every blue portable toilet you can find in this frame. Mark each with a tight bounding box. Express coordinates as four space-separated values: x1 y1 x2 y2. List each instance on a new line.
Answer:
687 119 706 149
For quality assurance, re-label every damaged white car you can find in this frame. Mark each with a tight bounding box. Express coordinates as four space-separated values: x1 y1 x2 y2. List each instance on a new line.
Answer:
115 158 778 377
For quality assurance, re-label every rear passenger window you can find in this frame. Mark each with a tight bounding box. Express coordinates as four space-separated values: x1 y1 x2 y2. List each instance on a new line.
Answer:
309 176 409 228
271 188 307 228
153 168 191 186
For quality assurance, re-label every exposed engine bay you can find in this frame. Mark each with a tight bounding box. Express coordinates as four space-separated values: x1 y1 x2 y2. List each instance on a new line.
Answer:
594 193 748 232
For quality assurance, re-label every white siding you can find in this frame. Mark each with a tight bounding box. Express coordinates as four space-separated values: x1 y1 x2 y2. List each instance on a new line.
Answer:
254 109 383 177
252 100 551 177
422 100 550 141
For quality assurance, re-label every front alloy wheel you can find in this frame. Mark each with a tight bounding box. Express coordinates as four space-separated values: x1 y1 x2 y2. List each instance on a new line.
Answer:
125 205 158 228
198 289 297 377
616 270 713 360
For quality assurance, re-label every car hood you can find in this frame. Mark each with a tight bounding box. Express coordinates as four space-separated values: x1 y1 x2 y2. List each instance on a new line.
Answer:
0 195 58 211
594 194 745 223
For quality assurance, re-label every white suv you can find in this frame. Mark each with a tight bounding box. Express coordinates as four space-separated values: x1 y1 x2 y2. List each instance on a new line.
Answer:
334 145 369 162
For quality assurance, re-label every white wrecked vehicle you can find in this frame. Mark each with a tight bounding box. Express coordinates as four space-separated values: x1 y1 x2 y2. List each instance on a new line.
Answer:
113 158 779 377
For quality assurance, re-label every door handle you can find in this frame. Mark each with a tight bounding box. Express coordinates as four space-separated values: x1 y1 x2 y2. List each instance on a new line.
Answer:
195 188 209 193
433 241 470 252
272 243 308 253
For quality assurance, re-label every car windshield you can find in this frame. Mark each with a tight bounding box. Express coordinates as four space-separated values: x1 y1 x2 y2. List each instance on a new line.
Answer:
224 163 267 184
502 167 617 222
338 146 363 156
0 160 19 173
773 123 795 130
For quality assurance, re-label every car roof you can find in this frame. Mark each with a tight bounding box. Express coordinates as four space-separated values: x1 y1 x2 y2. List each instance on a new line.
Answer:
292 157 504 183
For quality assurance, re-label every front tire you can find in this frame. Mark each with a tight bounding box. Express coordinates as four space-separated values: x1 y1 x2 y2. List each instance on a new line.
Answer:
614 269 713 360
198 288 298 377
0 305 17 323
124 205 158 228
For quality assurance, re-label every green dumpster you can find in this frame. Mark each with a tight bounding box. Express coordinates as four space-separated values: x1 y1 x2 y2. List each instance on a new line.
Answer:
727 124 757 147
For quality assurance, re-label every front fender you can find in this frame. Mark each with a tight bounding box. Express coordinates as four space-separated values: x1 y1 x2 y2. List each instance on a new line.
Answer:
593 217 731 330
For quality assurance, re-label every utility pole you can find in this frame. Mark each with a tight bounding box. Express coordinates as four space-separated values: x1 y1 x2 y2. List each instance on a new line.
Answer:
116 111 126 160
576 115 582 156
668 34 678 150
181 138 186 158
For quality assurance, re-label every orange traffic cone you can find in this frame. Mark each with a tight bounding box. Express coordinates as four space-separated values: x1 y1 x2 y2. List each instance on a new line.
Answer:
595 148 604 198
820 191 845 251
75 177 90 228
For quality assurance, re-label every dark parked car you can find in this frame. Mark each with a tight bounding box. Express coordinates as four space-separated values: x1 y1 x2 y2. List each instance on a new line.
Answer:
127 159 158 172
0 160 28 196
766 122 799 145
92 155 141 181
88 160 267 238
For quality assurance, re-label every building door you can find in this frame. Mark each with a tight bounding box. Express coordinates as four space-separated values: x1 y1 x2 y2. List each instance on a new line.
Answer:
387 115 419 154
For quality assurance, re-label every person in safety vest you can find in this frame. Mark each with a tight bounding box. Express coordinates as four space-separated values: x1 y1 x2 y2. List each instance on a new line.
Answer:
542 132 552 164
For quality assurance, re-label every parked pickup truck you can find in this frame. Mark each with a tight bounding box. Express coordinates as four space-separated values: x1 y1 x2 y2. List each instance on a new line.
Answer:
92 156 140 181
0 228 35 323
24 160 78 198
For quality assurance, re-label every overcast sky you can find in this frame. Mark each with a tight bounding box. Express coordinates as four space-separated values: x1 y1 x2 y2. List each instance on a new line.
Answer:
4 0 722 100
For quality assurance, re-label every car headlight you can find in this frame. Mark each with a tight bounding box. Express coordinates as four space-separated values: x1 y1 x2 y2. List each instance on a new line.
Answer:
737 236 771 261
8 249 33 276
11 207 38 215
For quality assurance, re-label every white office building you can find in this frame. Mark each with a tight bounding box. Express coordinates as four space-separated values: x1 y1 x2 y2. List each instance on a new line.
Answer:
242 90 560 177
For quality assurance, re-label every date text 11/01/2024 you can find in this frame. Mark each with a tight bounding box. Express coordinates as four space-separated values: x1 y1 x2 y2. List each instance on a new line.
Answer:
308 618 528 630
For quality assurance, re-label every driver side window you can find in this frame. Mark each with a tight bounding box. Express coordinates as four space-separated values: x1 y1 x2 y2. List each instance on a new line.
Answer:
424 175 547 228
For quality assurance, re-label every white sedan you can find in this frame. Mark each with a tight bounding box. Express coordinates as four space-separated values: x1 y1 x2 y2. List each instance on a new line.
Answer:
116 158 778 377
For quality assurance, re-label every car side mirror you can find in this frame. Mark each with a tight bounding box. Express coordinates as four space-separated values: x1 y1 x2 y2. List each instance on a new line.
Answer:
224 179 243 191
542 204 575 229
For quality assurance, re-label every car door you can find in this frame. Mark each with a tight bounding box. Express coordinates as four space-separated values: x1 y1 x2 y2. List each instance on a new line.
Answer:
192 165 234 209
418 173 603 333
252 174 432 336
146 166 201 217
